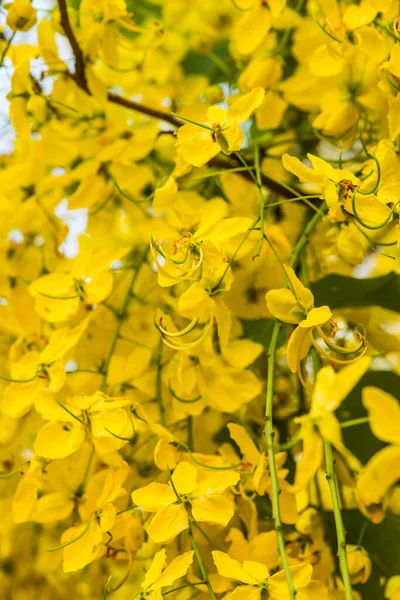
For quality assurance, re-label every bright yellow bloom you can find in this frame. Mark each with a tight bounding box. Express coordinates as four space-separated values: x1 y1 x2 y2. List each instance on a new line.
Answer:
0 318 89 418
176 88 265 167
293 357 370 490
346 545 371 584
34 391 134 458
6 0 36 32
282 153 393 227
140 548 194 598
131 461 239 543
213 550 312 600
228 423 297 524
266 266 332 373
355 387 400 523
30 247 128 322
61 462 129 572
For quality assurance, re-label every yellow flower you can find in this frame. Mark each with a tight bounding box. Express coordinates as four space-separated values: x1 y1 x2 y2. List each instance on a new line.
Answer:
176 88 265 168
282 153 393 227
355 387 400 523
140 548 194 597
34 391 134 458
131 461 239 543
212 550 312 600
61 462 129 572
265 266 332 373
346 545 371 584
30 247 128 322
0 318 89 418
293 357 370 490
6 0 36 32
228 423 297 524
385 576 400 600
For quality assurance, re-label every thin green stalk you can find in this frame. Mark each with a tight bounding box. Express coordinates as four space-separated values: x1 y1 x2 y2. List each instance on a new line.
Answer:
0 32 16 67
263 201 327 598
340 416 369 428
188 523 217 600
171 113 214 131
253 143 264 260
290 201 327 266
102 250 147 392
156 337 165 425
163 582 207 596
265 322 296 600
324 439 353 599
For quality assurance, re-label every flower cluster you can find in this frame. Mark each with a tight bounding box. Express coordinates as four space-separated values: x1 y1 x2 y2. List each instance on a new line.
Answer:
0 0 400 599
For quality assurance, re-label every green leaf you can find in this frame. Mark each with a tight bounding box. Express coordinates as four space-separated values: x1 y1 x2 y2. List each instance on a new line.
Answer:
311 273 400 312
241 319 286 351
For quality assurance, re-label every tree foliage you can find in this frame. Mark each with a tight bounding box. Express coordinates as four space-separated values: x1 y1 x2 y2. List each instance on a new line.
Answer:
0 0 400 598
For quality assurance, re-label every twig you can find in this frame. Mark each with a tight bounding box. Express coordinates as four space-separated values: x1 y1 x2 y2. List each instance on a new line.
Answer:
57 0 88 90
56 0 296 199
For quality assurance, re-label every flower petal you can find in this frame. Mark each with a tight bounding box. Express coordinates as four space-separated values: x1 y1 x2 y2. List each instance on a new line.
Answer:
172 462 198 496
362 386 400 444
212 551 260 584
131 483 176 512
147 503 189 543
191 494 235 527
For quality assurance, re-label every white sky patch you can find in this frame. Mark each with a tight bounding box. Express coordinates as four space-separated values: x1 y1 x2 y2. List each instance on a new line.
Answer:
7 229 24 244
65 359 78 372
55 199 88 258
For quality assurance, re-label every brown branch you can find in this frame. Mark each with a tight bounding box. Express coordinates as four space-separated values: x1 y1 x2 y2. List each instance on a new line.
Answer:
107 93 182 127
56 0 295 199
57 0 88 91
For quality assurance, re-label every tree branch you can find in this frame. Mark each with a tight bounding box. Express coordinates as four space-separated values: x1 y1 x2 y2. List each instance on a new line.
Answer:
107 92 182 127
57 0 88 91
56 0 295 199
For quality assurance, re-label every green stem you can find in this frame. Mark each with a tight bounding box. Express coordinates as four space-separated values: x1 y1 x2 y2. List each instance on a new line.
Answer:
102 249 147 393
188 523 217 600
263 201 327 598
171 112 215 131
0 32 16 67
340 416 369 428
45 513 94 552
310 345 353 597
253 142 264 260
156 337 165 426
324 439 353 599
163 581 206 596
265 322 296 600
290 201 327 267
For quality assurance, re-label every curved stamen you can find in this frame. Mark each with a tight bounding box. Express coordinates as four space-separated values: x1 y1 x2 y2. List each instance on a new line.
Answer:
33 289 80 300
160 318 212 351
310 336 367 365
178 441 242 471
150 243 204 281
315 326 366 356
351 190 398 230
45 513 94 552
154 315 199 338
105 410 136 441
0 462 28 478
0 371 38 383
357 126 381 196
104 550 133 594
113 176 154 204
168 380 202 403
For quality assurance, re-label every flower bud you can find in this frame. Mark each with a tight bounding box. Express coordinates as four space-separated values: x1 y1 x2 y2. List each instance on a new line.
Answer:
346 545 372 584
203 85 224 105
296 507 320 536
6 0 37 32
